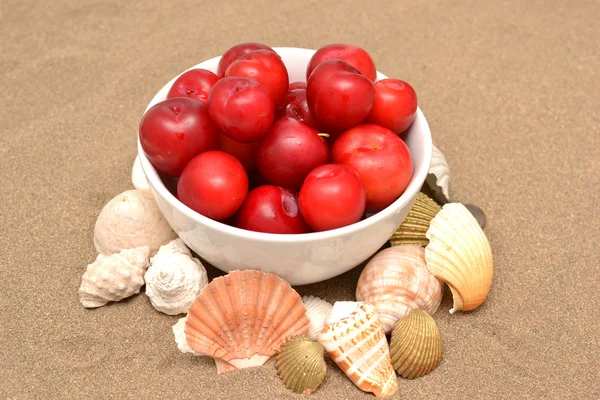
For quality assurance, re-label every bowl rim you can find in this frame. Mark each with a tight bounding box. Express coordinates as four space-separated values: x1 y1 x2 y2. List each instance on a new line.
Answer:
138 47 432 244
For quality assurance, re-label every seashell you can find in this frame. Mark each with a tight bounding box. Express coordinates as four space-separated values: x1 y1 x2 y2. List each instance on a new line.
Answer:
144 239 208 315
93 189 177 256
389 309 443 379
276 335 327 395
390 192 442 247
317 302 398 398
185 270 310 371
79 246 150 308
356 245 444 334
424 144 450 204
172 316 202 356
132 155 149 190
301 295 333 341
464 203 487 229
425 203 494 313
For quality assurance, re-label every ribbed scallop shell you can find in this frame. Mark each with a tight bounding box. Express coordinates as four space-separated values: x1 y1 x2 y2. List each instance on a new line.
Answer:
185 270 310 371
425 203 494 313
356 245 443 334
390 192 441 247
317 302 398 398
302 296 333 341
131 155 149 190
424 144 450 204
276 335 327 395
390 309 443 379
79 246 150 308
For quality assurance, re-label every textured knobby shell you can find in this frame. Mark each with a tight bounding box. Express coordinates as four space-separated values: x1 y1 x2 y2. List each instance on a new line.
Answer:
426 203 494 313
93 190 177 256
276 335 327 395
172 316 202 356
301 295 333 341
185 270 310 372
79 246 150 308
390 192 442 247
356 245 444 334
390 309 443 379
131 155 149 190
144 239 208 315
317 302 398 398
424 144 450 204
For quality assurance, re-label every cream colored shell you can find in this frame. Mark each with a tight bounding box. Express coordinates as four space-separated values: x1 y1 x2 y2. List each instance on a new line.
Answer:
131 155 149 190
425 144 450 203
426 203 494 313
172 317 202 356
93 190 177 256
79 246 150 308
301 295 333 341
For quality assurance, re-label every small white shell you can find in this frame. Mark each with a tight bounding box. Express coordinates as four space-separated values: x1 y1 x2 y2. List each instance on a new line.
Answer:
425 144 450 203
132 155 149 190
172 317 202 356
93 190 177 256
144 239 208 315
301 295 333 341
79 246 150 308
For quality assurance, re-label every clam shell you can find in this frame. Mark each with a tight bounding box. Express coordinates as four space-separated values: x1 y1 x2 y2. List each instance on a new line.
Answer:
390 309 443 379
356 245 444 334
302 295 333 341
185 270 310 371
276 335 327 395
424 144 450 204
426 203 494 313
390 192 441 247
131 155 149 190
79 246 150 308
318 302 398 398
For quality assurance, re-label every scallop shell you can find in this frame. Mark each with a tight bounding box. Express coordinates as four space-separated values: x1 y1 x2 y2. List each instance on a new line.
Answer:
424 144 450 204
132 155 149 190
172 316 202 356
302 295 333 341
426 203 494 313
390 192 442 247
144 239 208 315
185 270 310 371
276 335 327 395
356 245 444 334
79 246 150 308
93 190 177 256
390 309 443 379
317 302 398 398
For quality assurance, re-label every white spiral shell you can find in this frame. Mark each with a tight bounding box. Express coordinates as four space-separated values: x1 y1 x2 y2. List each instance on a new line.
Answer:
425 144 450 203
172 317 202 356
301 295 333 341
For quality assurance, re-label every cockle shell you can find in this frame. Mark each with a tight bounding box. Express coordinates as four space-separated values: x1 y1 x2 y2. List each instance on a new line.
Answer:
185 270 310 372
390 309 443 379
93 190 177 256
424 144 450 204
172 316 202 356
426 203 494 313
302 295 333 341
79 246 150 308
390 192 442 247
276 335 327 395
144 239 208 315
356 245 444 334
317 302 398 398
132 155 149 190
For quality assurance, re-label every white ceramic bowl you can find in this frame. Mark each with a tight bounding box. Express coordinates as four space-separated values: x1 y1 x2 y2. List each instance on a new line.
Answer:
138 47 432 285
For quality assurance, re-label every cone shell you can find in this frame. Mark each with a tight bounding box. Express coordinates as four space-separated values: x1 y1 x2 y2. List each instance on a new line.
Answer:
302 296 333 341
390 192 441 247
276 335 327 395
426 203 494 313
318 302 398 398
390 310 443 379
356 245 444 334
424 144 450 204
185 270 310 371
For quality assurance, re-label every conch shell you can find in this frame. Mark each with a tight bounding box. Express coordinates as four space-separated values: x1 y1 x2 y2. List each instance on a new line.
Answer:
425 203 494 313
424 144 450 204
172 316 202 356
132 155 149 190
185 270 310 372
93 190 177 256
144 239 208 315
390 309 443 379
276 335 327 395
356 245 443 334
79 246 150 308
301 295 333 341
317 302 398 398
390 192 441 247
